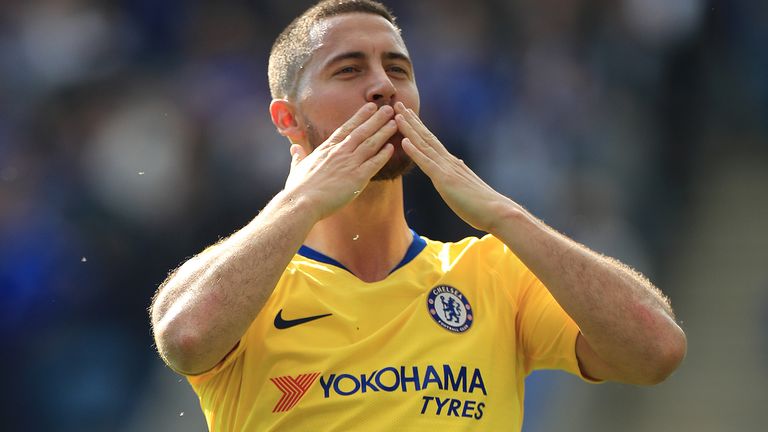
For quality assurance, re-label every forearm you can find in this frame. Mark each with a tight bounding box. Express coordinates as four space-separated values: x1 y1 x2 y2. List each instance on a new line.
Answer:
150 103 399 374
489 199 686 384
151 190 317 374
394 105 685 383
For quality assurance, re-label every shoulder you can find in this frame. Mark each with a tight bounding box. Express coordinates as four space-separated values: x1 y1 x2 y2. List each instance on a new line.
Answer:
421 233 508 256
419 233 512 268
277 253 343 285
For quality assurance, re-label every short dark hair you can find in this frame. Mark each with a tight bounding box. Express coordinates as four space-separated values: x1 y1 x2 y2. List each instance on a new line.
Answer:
268 0 399 100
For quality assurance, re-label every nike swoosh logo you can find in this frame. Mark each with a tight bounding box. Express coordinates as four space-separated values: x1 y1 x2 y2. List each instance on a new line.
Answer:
274 309 332 330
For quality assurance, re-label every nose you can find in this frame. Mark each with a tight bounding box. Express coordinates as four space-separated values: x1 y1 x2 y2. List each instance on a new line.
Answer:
366 68 396 106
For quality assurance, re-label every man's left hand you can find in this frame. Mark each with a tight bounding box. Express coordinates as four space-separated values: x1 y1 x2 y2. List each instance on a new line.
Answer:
394 101 512 233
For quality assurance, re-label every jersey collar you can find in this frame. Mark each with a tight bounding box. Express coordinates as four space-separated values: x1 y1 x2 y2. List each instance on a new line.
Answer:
297 229 427 275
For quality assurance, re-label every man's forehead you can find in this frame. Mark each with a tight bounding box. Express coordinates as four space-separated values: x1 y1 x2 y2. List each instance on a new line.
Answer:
307 13 407 60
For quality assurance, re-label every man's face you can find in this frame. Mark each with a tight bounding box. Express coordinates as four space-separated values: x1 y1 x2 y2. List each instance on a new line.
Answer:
294 13 420 180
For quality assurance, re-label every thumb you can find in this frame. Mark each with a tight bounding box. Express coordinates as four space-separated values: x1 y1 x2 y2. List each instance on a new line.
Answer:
289 144 305 170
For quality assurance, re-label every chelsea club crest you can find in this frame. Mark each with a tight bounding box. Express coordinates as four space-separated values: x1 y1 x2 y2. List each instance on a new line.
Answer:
427 285 473 333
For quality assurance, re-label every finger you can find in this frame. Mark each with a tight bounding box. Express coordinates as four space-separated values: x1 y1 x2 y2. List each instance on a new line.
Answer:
358 143 395 178
289 144 306 172
340 105 395 150
324 102 378 146
401 137 442 178
395 103 451 157
406 109 447 155
393 100 411 117
394 113 442 161
353 119 398 159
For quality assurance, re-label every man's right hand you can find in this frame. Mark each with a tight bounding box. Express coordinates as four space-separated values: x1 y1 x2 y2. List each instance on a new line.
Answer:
284 102 397 221
151 103 397 375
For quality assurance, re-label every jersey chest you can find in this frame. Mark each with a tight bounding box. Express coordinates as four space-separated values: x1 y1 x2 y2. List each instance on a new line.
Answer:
239 266 523 429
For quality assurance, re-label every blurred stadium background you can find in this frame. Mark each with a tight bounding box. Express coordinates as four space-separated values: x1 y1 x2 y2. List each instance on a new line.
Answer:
1 0 767 431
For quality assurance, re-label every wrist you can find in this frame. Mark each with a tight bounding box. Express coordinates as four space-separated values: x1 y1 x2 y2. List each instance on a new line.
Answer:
269 189 324 225
485 198 528 235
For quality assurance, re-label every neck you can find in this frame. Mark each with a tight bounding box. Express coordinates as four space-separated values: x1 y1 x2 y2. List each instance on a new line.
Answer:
304 177 411 282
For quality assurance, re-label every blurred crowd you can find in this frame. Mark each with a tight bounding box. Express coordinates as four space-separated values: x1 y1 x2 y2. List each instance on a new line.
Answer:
1 0 766 431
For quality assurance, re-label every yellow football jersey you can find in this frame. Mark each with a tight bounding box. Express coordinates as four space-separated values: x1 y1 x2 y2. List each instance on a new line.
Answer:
185 232 594 431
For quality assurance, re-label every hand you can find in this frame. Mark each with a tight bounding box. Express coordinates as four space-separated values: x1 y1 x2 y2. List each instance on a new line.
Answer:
394 102 511 232
285 103 397 221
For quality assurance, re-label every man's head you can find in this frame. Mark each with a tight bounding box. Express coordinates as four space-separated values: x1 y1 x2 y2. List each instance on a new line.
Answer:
268 0 419 180
268 0 399 101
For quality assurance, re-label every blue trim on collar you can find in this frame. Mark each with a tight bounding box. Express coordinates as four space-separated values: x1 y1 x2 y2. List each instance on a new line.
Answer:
391 229 427 274
297 245 351 272
297 229 426 275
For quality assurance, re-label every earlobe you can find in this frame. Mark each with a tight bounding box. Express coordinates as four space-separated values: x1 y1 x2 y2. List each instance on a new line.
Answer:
270 99 304 143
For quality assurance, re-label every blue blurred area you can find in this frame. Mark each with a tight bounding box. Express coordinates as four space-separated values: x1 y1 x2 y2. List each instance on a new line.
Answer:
1 1 766 431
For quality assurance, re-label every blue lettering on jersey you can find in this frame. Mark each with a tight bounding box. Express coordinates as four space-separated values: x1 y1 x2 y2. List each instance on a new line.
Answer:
400 366 421 392
314 365 487 420
435 396 451 414
422 365 442 390
319 364 486 397
375 367 399 391
360 371 379 393
469 367 487 396
319 374 334 397
420 396 485 420
444 364 467 392
334 374 360 396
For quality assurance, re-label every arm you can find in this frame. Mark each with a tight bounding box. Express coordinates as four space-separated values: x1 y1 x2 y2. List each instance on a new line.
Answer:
150 191 315 375
150 103 397 375
491 205 685 384
394 102 686 385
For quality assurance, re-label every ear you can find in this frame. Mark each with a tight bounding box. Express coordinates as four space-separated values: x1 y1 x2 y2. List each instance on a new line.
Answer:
270 99 305 144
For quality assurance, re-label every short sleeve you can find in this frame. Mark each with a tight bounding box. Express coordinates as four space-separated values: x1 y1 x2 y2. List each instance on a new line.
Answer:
509 250 600 383
185 329 249 385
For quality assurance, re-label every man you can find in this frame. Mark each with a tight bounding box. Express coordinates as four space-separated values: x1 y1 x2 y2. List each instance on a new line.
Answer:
150 1 687 430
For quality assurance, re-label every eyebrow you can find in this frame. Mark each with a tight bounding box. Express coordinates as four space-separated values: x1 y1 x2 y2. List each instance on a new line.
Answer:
323 51 413 70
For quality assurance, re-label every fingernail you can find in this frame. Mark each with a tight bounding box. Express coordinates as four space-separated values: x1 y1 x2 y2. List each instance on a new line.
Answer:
380 105 393 114
365 102 377 112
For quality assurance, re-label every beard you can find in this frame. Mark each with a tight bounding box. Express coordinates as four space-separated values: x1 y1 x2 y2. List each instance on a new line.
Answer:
306 119 415 181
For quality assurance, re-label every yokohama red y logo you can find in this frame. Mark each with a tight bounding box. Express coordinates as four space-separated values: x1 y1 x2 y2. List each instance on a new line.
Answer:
270 372 320 412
